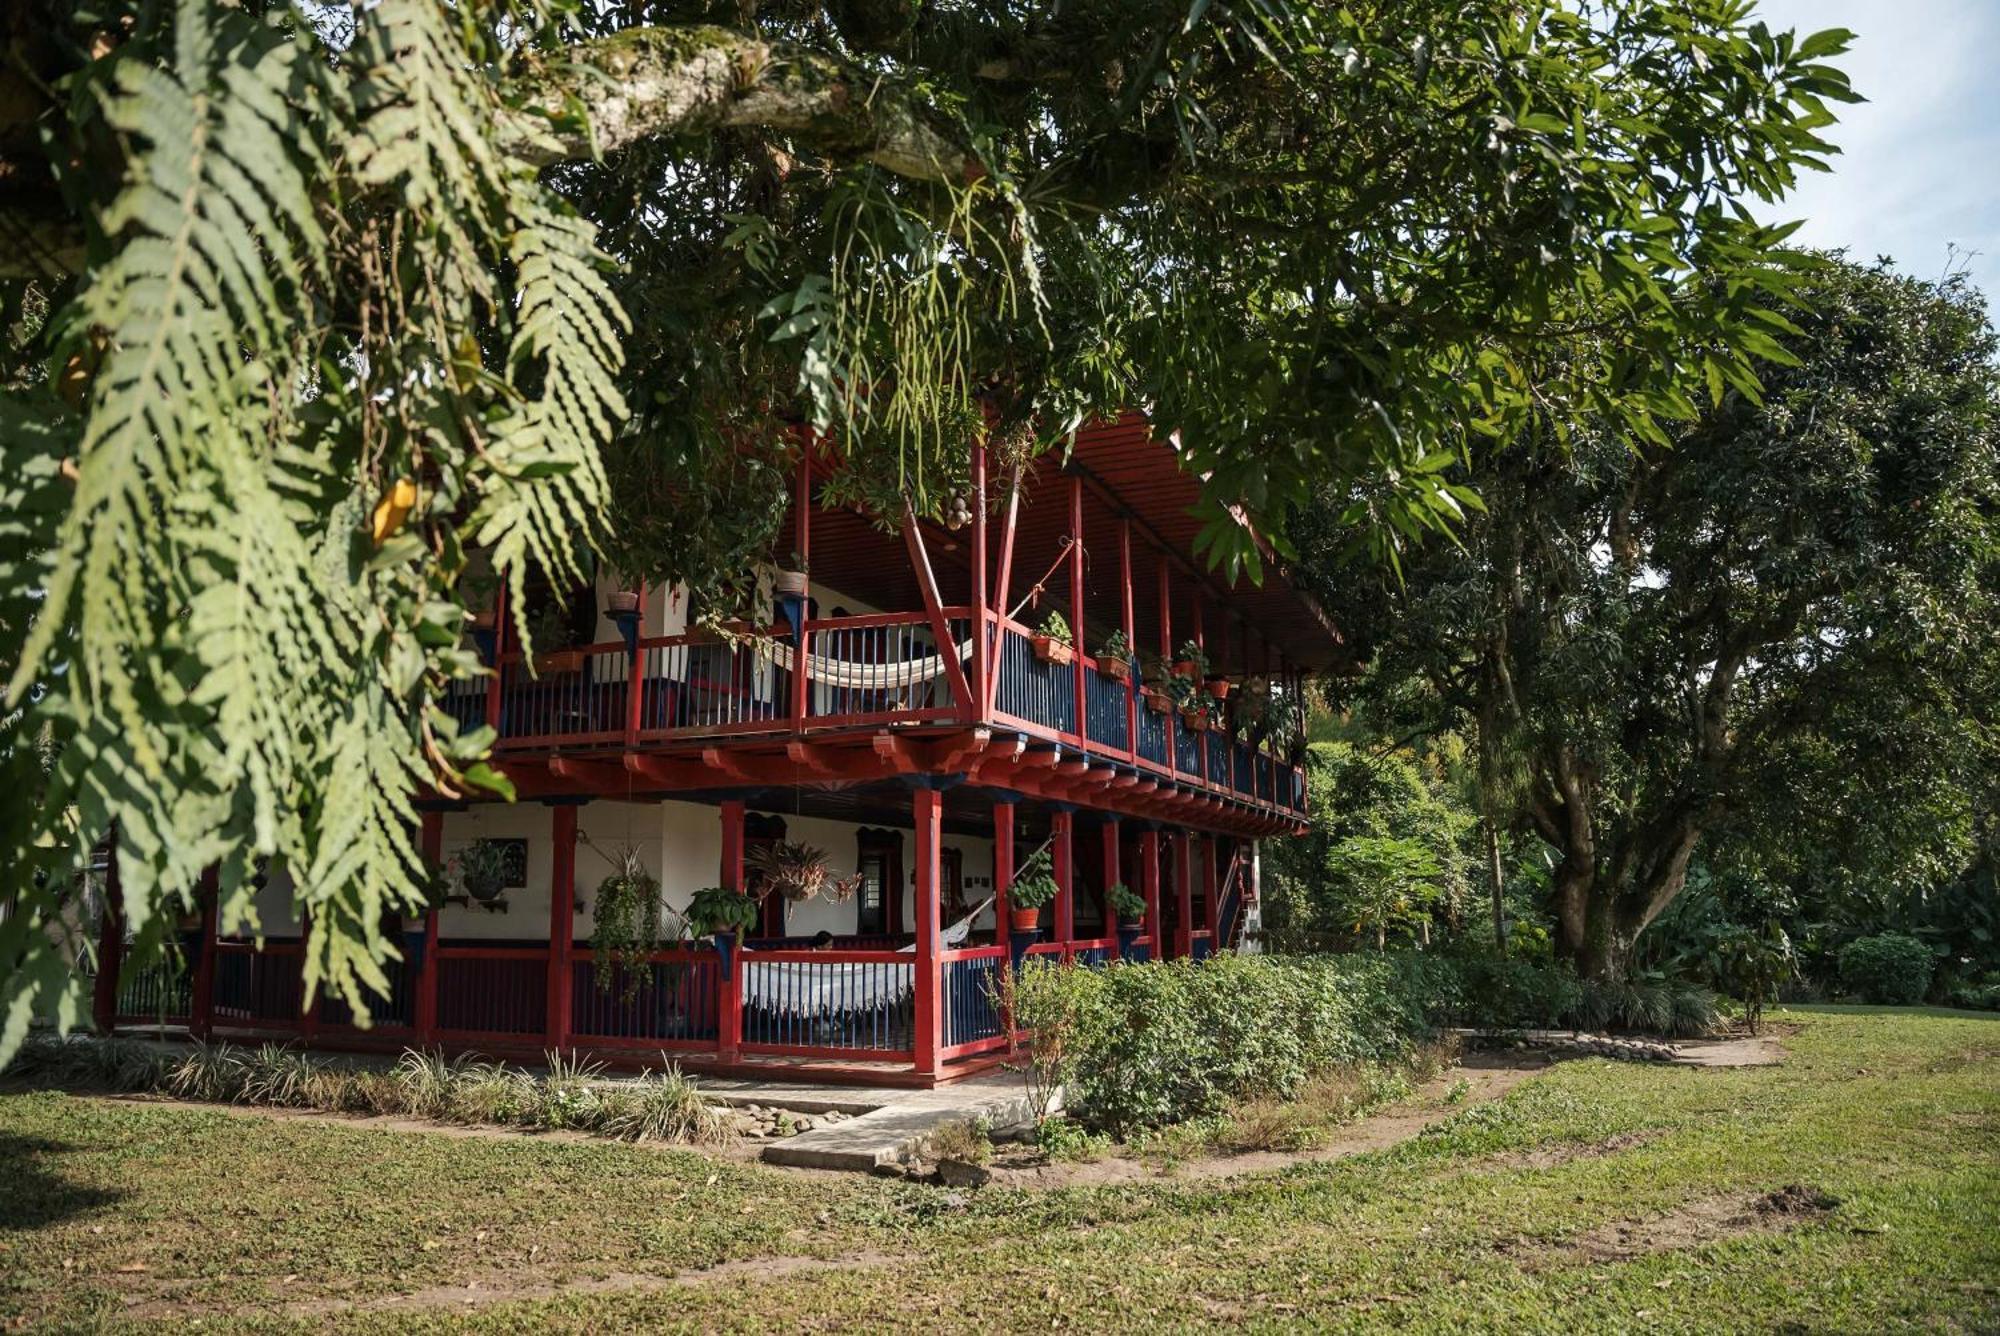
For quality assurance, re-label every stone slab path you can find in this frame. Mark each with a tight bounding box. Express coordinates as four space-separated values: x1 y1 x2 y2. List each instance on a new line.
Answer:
755 1073 1044 1171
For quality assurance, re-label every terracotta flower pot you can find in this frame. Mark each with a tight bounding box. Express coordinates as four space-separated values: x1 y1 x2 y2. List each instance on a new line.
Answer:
1143 689 1172 714
607 590 641 614
1031 636 1074 666
1181 709 1210 732
1206 678 1231 700
1009 906 1042 933
1173 659 1198 678
1097 657 1131 683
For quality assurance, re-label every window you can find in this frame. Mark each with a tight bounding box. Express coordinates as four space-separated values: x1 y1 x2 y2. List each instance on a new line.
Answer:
856 850 889 935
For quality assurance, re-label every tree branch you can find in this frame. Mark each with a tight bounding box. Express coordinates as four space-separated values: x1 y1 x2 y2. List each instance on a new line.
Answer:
500 25 985 185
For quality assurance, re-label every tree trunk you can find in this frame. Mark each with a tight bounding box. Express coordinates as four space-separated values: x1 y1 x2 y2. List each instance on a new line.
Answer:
1485 817 1506 955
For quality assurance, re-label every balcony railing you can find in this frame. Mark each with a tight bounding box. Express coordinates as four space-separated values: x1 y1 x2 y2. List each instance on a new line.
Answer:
453 606 1306 817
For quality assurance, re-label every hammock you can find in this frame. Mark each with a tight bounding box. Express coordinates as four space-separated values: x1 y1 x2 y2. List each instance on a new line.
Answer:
740 899 994 1016
754 634 976 692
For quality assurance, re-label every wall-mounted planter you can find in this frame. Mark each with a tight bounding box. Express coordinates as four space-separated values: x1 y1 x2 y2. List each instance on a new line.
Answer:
1031 635 1074 666
1096 657 1132 683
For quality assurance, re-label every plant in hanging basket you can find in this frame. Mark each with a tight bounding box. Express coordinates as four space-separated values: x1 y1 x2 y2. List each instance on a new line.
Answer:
747 840 856 903
593 848 667 998
686 886 759 937
1030 609 1074 665
449 839 512 904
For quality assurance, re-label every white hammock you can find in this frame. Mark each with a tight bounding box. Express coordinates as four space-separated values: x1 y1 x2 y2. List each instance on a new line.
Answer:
739 899 993 1016
755 634 975 692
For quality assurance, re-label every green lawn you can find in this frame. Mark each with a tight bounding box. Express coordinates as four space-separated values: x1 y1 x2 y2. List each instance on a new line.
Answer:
3 1007 1996 1331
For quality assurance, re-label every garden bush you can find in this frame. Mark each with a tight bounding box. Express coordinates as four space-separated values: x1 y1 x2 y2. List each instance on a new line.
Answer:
1837 933 1935 1005
1011 953 1447 1135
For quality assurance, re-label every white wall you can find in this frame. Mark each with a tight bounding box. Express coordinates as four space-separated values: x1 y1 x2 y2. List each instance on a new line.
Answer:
436 799 995 942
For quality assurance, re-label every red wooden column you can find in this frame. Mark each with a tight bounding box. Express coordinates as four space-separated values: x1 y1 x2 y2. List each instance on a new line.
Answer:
625 578 649 743
1068 474 1087 742
1139 827 1162 957
913 785 943 1076
790 445 814 725
718 799 746 1062
970 440 990 719
1119 519 1138 759
1173 830 1195 960
416 811 443 1042
190 867 219 1040
1051 806 1076 950
1202 836 1220 944
1156 560 1174 781
991 795 1016 946
545 803 579 1051
91 832 123 1034
1101 817 1124 957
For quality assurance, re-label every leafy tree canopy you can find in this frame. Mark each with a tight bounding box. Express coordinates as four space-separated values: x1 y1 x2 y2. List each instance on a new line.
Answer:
0 0 1855 1056
1314 258 2000 980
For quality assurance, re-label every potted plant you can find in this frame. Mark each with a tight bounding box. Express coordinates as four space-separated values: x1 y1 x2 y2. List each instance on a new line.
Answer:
606 589 641 615
450 838 512 906
771 549 810 598
1173 639 1209 682
1030 609 1074 666
529 602 586 674
1181 703 1212 732
1142 681 1174 714
1108 882 1146 953
1095 628 1133 682
686 885 759 980
1205 674 1231 701
1007 847 1059 932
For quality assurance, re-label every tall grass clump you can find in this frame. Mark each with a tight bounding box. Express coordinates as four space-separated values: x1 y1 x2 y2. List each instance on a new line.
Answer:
595 1063 727 1144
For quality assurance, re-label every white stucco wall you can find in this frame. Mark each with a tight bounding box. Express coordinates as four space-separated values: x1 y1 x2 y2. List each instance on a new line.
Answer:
435 799 995 942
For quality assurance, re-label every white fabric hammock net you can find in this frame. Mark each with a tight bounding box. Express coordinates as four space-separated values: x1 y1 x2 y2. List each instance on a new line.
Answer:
739 899 992 1016
754 635 976 692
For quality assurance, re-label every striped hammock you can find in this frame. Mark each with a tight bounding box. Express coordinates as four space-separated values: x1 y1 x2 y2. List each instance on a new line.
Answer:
754 634 976 692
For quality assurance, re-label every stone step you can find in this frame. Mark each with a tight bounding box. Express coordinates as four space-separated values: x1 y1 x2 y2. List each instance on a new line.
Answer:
760 1078 1046 1172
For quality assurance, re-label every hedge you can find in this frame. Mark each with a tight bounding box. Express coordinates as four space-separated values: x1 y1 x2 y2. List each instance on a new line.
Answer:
1838 933 1935 1005
1011 952 1453 1134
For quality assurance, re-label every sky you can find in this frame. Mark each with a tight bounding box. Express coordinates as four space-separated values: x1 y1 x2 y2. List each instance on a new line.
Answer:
1750 0 2000 298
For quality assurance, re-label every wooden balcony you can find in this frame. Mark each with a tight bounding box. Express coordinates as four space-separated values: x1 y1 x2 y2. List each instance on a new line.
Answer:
444 606 1308 828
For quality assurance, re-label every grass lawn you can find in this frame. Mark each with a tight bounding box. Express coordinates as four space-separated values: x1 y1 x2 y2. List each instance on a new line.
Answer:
2 1006 1995 1331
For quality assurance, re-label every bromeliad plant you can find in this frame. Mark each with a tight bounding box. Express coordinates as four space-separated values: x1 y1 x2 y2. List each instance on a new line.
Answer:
747 840 863 903
449 840 512 905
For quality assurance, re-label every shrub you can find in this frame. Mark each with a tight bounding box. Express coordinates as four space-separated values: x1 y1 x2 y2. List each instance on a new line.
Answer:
594 1064 727 1144
1838 933 1935 1005
1011 953 1445 1135
1450 956 1584 1030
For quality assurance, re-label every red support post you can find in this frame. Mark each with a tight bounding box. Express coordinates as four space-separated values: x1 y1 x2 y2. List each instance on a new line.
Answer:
1120 519 1138 759
970 440 990 720
791 445 814 727
91 833 123 1034
191 867 218 1040
1068 474 1087 743
1052 807 1075 949
1203 836 1220 943
992 797 1015 946
718 799 746 1063
988 463 1023 716
546 804 578 1051
1102 818 1123 957
484 576 507 733
914 786 943 1076
1140 828 1162 956
417 812 443 1042
625 579 647 743
1173 830 1195 960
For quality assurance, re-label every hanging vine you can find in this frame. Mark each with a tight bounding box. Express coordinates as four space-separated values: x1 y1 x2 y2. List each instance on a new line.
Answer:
591 846 667 999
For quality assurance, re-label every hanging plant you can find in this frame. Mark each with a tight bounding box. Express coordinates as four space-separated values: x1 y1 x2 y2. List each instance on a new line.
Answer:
450 839 512 904
593 847 666 998
748 840 863 903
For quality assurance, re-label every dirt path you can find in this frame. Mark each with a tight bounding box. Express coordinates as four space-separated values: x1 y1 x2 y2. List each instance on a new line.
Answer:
983 1052 1554 1190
